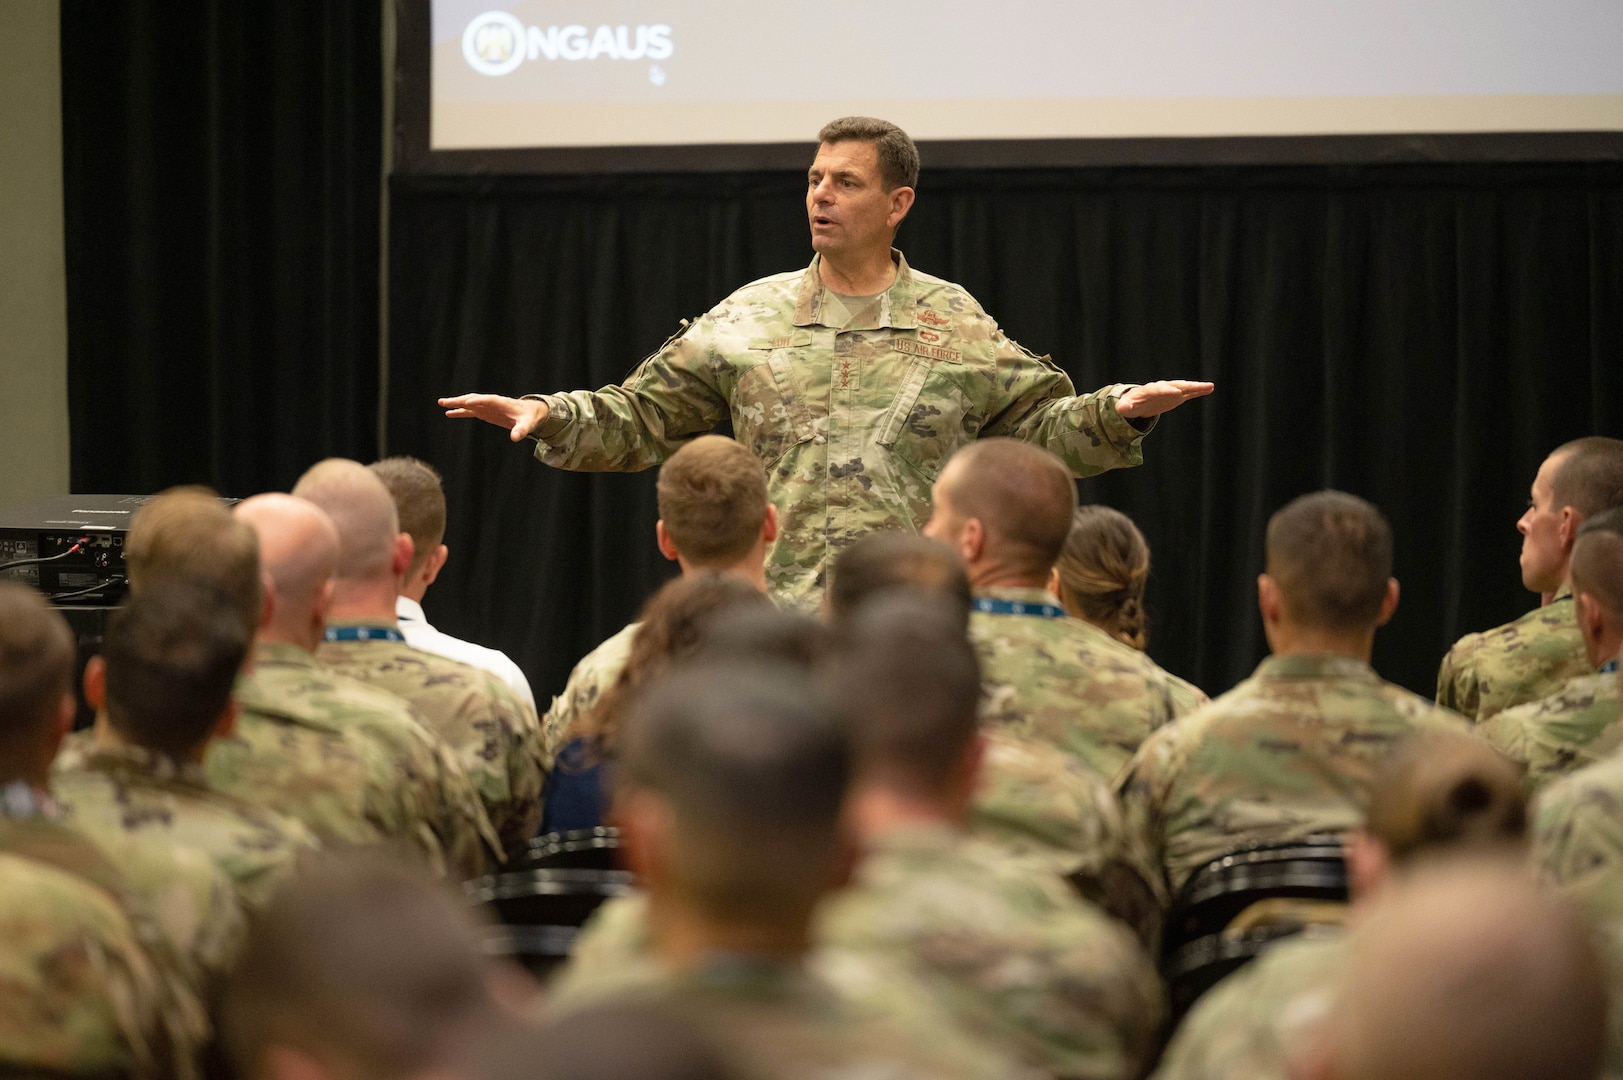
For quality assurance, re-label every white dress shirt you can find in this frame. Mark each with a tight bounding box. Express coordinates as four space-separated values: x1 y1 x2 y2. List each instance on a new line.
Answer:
395 595 537 712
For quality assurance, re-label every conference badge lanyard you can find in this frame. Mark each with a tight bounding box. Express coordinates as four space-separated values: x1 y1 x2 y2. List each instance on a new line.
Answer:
323 626 407 644
1602 659 1620 675
971 597 1068 619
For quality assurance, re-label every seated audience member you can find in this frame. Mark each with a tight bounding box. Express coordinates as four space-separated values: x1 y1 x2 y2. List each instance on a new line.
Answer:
295 458 546 858
0 582 202 1080
548 661 1009 1080
472 1004 746 1080
1481 508 1623 788
825 532 1145 911
1293 859 1605 1080
220 853 511 1080
544 573 772 834
370 456 537 710
1153 730 1526 1080
1438 436 1623 721
56 580 317 911
1117 491 1467 899
819 593 1164 1080
923 438 1185 778
1049 504 1208 713
226 493 497 878
542 434 776 763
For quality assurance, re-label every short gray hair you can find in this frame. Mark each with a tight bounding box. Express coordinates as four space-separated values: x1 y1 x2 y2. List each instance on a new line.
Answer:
817 116 919 190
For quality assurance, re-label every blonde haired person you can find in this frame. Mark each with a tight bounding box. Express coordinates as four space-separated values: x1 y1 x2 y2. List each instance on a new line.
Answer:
1048 505 1208 713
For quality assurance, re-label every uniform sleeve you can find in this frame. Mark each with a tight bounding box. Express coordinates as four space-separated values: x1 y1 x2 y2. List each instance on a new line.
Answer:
1436 641 1481 720
978 330 1151 478
529 317 730 472
1113 729 1180 922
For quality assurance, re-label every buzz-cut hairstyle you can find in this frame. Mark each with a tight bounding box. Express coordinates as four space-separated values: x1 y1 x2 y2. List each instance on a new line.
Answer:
942 438 1079 580
827 531 972 630
817 116 919 191
695 608 834 671
1364 731 1527 865
656 436 771 568
830 592 981 799
291 459 402 582
219 851 495 1080
369 457 447 579
1570 506 1623 620
102 579 252 761
618 661 852 925
1264 490 1393 632
0 582 77 749
126 486 262 638
1550 436 1623 519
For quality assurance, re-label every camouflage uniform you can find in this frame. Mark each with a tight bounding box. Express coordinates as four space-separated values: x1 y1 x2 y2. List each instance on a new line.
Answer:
1165 673 1210 716
973 729 1129 879
1151 931 1347 1080
971 587 1185 780
541 621 638 766
53 741 317 910
550 949 1026 1080
818 822 1164 1080
1478 670 1621 792
1535 746 1623 914
527 252 1150 611
1436 586 1590 722
317 621 547 858
1118 654 1469 896
217 640 498 877
0 851 180 1080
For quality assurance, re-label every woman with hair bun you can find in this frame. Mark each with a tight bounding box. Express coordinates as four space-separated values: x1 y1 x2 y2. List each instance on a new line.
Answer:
1047 506 1208 713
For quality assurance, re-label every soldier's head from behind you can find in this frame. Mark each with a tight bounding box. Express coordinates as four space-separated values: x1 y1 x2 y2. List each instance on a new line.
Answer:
1050 505 1154 651
696 607 833 671
1295 858 1605 1080
1259 491 1397 659
291 459 413 609
1519 436 1623 595
472 1004 746 1080
616 660 854 965
826 530 971 630
656 435 777 584
924 438 1078 591
828 592 982 822
808 117 918 264
126 485 262 639
369 456 449 605
221 851 503 1080
1344 730 1526 905
574 572 774 751
234 494 341 654
1568 507 1623 669
0 583 78 789
86 580 251 764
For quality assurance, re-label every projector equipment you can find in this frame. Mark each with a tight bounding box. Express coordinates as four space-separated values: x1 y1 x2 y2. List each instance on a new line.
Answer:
0 494 147 606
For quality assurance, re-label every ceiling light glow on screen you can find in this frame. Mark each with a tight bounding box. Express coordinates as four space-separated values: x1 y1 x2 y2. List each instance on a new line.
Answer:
430 0 1623 152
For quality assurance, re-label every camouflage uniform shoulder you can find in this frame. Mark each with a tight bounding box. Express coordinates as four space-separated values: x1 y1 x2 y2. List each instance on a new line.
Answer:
1437 594 1589 721
1152 931 1348 1080
972 728 1127 878
545 892 662 1011
0 851 178 1080
1480 672 1621 791
541 620 639 765
1534 751 1623 910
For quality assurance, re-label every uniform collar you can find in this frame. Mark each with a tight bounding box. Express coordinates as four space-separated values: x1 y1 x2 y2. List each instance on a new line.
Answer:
974 584 1062 609
396 595 430 627
82 742 210 789
251 640 320 671
324 617 405 634
1254 654 1381 682
793 249 918 330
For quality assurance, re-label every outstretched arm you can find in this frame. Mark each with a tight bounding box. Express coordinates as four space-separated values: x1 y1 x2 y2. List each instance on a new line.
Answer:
439 394 550 442
1115 380 1214 420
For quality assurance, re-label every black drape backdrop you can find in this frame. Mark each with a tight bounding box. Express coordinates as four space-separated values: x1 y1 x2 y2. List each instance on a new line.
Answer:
62 1 382 497
58 3 1623 705
388 165 1623 703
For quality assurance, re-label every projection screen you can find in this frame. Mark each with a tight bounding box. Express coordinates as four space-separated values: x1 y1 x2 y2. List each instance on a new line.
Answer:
414 0 1623 168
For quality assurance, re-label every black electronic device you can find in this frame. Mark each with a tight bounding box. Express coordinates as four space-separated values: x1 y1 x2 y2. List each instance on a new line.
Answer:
0 494 147 605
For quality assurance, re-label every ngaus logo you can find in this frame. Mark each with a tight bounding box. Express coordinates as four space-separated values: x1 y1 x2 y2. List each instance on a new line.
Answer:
462 11 673 77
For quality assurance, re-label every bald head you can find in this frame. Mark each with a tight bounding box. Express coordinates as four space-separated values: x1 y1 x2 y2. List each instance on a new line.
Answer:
291 459 402 583
1315 858 1605 1080
235 494 340 614
928 439 1077 580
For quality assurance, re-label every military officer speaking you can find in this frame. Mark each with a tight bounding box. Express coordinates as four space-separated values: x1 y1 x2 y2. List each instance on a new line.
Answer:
442 116 1213 610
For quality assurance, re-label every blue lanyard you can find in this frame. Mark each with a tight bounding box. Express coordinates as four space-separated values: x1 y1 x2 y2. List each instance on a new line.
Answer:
1602 659 1620 675
972 596 1067 619
323 626 406 644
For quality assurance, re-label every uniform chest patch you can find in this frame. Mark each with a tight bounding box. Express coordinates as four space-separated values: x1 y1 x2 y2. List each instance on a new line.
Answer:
894 337 962 364
917 309 951 329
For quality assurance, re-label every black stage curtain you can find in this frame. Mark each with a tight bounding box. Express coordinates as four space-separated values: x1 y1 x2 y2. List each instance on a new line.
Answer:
388 164 1623 704
61 1 383 498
